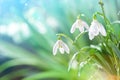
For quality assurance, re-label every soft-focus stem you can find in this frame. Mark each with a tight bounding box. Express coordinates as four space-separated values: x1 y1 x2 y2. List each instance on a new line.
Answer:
113 52 119 80
99 0 113 34
99 0 107 24
73 31 87 44
56 33 73 43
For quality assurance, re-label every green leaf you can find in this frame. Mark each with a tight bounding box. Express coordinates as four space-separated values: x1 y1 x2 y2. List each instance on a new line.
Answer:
23 71 70 80
108 40 120 59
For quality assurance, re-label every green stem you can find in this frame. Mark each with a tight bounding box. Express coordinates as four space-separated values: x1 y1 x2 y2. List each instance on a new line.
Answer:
112 51 120 80
99 0 107 24
99 0 113 34
73 31 87 44
56 33 73 43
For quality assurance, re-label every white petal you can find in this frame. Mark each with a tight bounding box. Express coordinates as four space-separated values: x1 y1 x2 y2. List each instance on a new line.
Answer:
90 21 99 36
88 20 100 40
68 52 78 71
70 21 77 33
53 40 59 55
82 21 89 30
99 24 107 36
89 30 95 40
78 26 84 33
59 47 64 54
62 42 70 54
71 60 78 69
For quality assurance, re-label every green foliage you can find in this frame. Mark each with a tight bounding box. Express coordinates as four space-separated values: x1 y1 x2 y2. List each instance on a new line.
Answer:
0 0 120 80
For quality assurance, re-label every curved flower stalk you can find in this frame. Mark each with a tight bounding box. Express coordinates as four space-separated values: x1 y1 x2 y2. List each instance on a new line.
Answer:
70 18 89 33
88 19 107 40
68 52 79 71
53 40 70 55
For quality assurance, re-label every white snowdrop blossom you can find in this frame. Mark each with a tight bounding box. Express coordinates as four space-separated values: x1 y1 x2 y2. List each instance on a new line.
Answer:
89 20 107 40
70 19 89 33
53 40 70 55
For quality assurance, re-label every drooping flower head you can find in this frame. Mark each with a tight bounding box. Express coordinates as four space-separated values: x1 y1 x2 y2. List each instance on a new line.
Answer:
70 18 89 33
53 40 70 55
88 19 107 40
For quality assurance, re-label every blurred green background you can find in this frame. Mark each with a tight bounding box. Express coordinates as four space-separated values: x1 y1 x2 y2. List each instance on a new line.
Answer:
0 0 120 80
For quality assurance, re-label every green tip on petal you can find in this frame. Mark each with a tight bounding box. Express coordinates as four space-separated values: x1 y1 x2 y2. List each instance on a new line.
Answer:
93 14 97 20
57 36 61 40
77 14 80 19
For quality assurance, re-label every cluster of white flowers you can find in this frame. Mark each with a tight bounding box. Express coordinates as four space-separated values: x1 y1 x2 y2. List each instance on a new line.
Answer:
53 18 107 55
71 19 107 40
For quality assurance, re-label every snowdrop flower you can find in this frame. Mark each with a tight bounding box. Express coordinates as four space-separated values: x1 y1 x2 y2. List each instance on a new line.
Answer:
53 40 70 55
89 20 107 40
70 19 89 33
